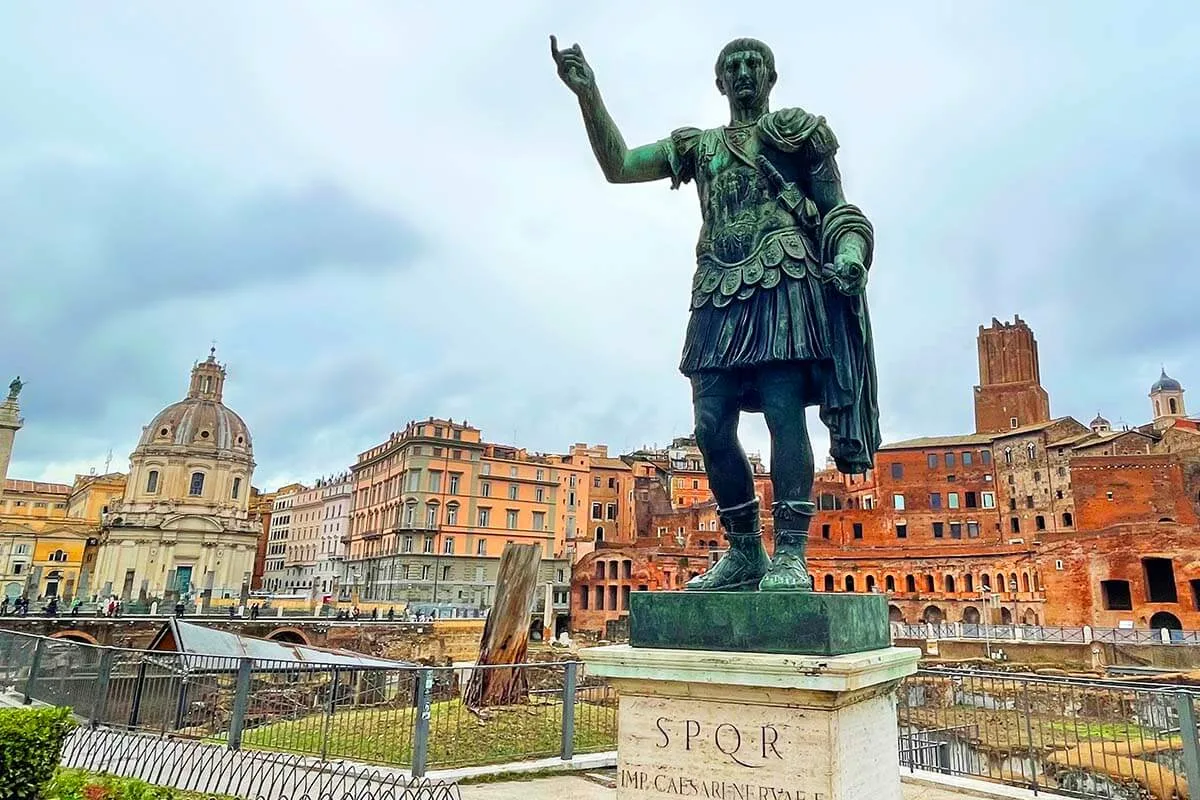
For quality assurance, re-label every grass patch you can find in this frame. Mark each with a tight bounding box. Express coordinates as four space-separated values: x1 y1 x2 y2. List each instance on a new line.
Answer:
1044 720 1178 743
240 698 616 770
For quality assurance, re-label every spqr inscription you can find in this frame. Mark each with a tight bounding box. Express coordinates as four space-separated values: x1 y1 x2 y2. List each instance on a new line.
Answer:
655 717 783 768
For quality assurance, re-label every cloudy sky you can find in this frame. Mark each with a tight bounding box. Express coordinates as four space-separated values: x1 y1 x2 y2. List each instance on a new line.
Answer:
4 2 1199 489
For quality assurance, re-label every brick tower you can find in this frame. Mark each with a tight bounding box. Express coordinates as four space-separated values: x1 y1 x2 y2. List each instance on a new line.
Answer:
973 316 1051 433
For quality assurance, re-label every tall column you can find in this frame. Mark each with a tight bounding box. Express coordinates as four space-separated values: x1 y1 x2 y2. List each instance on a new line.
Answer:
0 393 24 487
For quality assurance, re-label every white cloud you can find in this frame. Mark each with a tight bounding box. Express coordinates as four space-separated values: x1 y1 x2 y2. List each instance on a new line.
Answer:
5 0 1200 488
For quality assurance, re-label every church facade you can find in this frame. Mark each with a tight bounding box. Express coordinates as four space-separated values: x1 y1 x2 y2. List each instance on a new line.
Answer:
92 351 258 605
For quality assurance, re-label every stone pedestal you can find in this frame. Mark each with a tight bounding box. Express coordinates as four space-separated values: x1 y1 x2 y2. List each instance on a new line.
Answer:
581 644 920 800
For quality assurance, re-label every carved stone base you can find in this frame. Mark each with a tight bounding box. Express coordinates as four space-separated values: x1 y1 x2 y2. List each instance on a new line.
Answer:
580 644 920 800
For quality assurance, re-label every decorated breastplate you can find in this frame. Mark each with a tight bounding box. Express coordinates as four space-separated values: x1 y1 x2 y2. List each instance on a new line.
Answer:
690 127 818 310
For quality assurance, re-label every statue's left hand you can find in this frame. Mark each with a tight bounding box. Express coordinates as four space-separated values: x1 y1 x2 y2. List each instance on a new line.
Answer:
825 253 868 296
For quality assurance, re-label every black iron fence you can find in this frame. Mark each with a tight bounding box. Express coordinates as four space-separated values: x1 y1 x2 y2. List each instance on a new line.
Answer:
16 627 1200 800
898 667 1200 799
0 629 615 776
60 725 460 800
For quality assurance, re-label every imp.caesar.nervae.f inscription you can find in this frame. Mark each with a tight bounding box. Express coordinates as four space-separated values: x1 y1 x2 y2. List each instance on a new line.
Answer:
552 36 879 592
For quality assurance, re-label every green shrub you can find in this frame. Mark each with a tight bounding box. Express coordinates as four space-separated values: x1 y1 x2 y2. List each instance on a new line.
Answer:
44 770 180 800
0 706 76 800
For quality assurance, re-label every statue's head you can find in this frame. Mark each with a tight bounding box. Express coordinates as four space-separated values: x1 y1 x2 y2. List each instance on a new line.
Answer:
715 38 776 108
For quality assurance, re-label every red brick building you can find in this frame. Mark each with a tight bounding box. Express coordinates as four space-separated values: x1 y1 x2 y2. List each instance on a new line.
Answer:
569 315 1200 636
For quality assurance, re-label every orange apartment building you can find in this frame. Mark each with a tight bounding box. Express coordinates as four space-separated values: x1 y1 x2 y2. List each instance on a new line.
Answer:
343 418 572 624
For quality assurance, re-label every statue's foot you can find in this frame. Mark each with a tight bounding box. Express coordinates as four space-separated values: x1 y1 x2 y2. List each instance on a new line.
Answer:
758 547 814 592
685 540 769 592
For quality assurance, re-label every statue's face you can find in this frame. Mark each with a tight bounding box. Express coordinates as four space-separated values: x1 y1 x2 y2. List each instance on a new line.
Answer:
717 49 773 107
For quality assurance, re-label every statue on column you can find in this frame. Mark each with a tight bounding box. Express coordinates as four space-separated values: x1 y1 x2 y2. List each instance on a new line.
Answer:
7 377 22 401
552 36 879 593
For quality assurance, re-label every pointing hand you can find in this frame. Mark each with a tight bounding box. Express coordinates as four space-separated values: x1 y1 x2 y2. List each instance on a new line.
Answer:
550 35 596 98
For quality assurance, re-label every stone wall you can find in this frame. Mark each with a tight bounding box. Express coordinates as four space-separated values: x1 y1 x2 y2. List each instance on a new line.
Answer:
0 617 485 663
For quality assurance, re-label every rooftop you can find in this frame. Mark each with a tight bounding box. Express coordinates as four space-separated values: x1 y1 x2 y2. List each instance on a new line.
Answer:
880 433 994 451
148 619 414 671
2 479 72 496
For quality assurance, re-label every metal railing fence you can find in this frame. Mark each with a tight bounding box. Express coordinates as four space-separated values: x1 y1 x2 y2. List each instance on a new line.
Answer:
898 667 1200 799
893 622 1200 645
0 628 615 776
60 725 461 800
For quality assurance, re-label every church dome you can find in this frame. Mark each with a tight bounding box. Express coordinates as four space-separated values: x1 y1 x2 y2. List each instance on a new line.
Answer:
1150 369 1183 394
1090 413 1110 430
135 350 253 456
138 399 252 452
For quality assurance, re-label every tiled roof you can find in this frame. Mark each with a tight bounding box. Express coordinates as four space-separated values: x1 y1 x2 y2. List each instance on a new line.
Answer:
880 433 994 451
591 457 632 471
3 479 72 496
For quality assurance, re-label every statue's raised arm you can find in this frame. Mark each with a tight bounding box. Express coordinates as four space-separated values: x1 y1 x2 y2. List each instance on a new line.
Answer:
550 35 672 184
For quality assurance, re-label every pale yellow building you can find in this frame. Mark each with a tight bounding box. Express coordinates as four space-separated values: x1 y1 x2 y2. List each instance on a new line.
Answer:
92 351 258 604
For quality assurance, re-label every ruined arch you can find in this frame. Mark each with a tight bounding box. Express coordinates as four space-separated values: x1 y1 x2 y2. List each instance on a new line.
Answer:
888 605 905 623
962 606 981 624
1000 607 1013 624
922 605 944 624
1150 611 1182 632
267 628 311 645
50 630 99 645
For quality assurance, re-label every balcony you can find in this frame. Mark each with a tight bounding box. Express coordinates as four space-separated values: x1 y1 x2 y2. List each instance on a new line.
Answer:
393 521 441 533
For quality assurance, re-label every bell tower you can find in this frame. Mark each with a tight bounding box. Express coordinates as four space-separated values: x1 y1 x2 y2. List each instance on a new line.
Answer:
1149 368 1186 429
973 316 1051 434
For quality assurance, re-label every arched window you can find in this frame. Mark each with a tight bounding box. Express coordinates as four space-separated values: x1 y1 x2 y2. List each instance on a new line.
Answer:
885 575 896 592
1062 511 1073 527
1156 400 1162 416
189 472 205 496
1022 573 1031 592
1004 447 1013 465
1027 442 1036 459
945 575 956 593
982 574 992 589
996 573 1005 592
146 470 159 494
426 502 439 528
925 575 935 592
844 575 856 592
231 477 242 500
823 574 834 592
866 575 876 592
965 574 974 592
595 526 605 542
1170 398 1178 414
905 574 916 592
